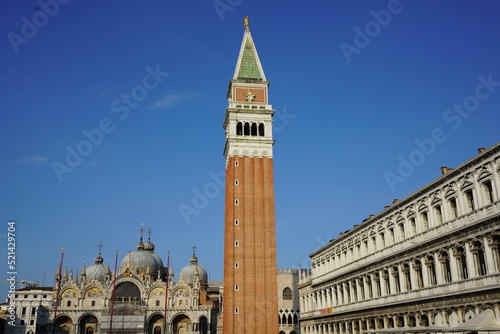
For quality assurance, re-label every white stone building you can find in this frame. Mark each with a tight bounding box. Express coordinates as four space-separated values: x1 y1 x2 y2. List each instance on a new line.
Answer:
278 269 302 334
3 286 53 334
298 143 500 333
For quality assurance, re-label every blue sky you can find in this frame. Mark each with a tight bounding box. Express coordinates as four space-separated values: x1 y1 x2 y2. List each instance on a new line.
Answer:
1 1 500 298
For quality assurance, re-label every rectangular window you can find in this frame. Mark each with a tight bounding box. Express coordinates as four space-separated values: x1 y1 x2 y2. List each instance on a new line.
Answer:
421 212 429 230
31 307 36 315
435 205 443 224
465 190 475 211
449 198 458 218
484 181 494 204
399 223 405 239
410 218 416 235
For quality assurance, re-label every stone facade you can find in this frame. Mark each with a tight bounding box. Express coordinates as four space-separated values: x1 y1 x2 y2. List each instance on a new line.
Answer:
3 287 53 334
298 143 500 333
278 269 303 334
4 236 220 334
3 236 300 334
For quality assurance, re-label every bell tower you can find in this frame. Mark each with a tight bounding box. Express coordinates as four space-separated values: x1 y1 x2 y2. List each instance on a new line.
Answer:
222 17 278 334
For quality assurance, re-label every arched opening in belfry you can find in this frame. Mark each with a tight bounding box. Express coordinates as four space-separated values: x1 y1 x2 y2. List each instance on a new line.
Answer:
251 123 257 136
259 123 264 136
244 122 250 136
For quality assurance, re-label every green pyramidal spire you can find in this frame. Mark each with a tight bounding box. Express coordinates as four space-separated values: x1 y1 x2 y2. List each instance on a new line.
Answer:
233 17 266 81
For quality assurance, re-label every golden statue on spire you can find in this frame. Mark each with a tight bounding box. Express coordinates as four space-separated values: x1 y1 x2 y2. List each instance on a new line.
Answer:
244 16 249 27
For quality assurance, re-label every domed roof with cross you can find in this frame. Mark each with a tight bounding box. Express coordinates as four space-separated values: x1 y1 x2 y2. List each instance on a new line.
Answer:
179 245 208 285
119 226 164 277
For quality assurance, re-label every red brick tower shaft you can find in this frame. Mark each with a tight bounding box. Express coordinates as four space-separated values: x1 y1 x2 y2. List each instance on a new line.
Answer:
222 17 278 334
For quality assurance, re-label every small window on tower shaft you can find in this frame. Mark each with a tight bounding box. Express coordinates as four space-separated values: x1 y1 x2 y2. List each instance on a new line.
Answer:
235 219 239 225
235 284 239 291
235 307 239 314
235 240 239 246
235 160 239 166
235 262 239 268
235 180 239 186
235 199 239 205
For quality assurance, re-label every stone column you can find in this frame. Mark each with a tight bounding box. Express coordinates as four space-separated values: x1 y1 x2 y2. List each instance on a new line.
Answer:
343 283 349 304
441 309 449 327
364 276 371 299
449 246 459 281
334 285 339 305
409 260 418 289
488 236 500 272
386 270 394 295
358 278 364 300
484 234 497 274
393 265 402 293
431 251 444 285
319 289 324 309
437 250 449 283
380 270 388 296
422 256 432 286
467 240 480 277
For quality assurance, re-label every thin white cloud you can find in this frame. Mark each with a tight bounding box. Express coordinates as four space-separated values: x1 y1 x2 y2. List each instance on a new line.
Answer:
18 155 48 165
150 91 196 110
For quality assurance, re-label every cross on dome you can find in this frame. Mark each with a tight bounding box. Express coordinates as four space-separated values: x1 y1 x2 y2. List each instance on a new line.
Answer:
191 243 198 263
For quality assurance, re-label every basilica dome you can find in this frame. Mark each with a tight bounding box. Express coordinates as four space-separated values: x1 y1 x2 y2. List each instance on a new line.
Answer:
120 237 164 276
179 253 208 285
86 254 107 281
